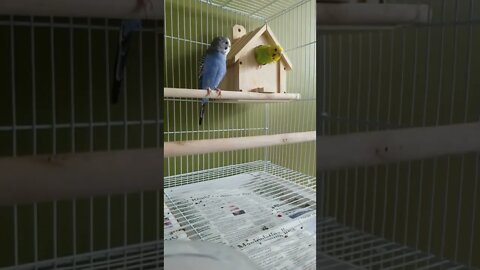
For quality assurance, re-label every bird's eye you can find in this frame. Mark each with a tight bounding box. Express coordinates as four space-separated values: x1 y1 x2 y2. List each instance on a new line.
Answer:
225 42 228 44
274 48 277 52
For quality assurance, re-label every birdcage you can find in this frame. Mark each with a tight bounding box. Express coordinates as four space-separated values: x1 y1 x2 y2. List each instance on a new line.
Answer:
161 0 478 269
2 0 479 269
162 0 316 269
317 0 480 269
0 1 164 269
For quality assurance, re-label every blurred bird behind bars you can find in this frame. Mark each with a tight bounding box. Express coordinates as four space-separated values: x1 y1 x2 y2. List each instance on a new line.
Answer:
0 13 163 268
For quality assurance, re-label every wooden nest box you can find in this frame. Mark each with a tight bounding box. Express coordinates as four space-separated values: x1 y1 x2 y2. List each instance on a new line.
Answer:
219 24 293 94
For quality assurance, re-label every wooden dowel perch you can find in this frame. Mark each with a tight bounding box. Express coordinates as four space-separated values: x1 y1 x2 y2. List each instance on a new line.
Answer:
0 0 163 19
164 88 301 101
165 131 316 157
0 149 163 205
4 122 477 204
317 122 480 170
317 3 431 29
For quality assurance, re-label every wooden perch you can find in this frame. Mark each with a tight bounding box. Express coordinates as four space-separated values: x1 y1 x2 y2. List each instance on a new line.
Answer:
0 0 163 19
164 88 300 101
0 149 163 205
214 100 290 104
317 3 431 29
165 131 316 157
3 122 478 204
317 122 480 170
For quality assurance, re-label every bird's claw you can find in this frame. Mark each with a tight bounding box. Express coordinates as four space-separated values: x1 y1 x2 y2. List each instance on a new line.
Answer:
215 88 222 96
206 87 212 96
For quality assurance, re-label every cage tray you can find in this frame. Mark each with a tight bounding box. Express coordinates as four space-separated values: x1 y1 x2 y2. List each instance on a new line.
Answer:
164 169 316 270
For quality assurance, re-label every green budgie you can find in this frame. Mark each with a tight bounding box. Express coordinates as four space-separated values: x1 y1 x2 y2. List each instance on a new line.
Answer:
254 44 283 65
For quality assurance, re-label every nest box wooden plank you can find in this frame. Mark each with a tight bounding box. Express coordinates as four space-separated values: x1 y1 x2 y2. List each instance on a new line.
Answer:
219 24 293 94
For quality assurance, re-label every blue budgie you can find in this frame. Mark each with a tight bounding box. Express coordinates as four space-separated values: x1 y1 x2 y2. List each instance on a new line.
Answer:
198 36 231 125
111 19 142 104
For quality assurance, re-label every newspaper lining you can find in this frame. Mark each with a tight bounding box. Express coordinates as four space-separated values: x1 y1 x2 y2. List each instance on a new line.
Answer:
164 171 316 270
164 203 189 240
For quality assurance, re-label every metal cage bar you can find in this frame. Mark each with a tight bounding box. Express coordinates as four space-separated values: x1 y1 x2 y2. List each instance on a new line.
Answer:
319 0 480 268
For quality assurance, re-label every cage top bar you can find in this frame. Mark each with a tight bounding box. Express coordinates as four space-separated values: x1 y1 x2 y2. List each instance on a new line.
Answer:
198 0 311 21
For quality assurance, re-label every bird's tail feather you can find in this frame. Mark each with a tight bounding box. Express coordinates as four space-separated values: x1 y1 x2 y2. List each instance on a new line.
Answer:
111 20 140 105
111 35 131 104
199 103 206 125
199 97 208 125
111 78 122 104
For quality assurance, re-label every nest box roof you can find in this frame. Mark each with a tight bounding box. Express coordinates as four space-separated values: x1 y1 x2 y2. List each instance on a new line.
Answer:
227 24 293 70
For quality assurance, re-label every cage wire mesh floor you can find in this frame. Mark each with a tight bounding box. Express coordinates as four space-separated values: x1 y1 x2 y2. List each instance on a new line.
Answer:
164 161 316 269
164 161 476 270
317 218 474 270
1 241 163 270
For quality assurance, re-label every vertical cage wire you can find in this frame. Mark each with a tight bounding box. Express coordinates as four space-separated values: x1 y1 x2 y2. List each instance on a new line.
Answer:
318 0 480 268
0 17 162 155
163 0 316 269
266 0 316 178
0 16 163 269
163 0 316 180
164 0 266 178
